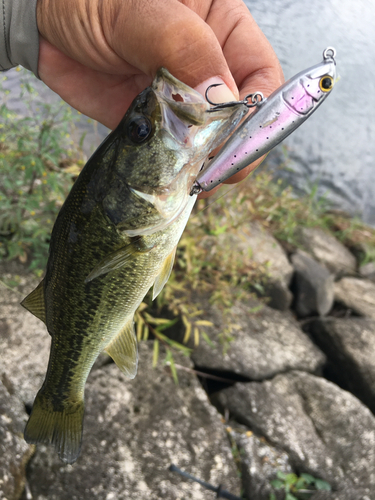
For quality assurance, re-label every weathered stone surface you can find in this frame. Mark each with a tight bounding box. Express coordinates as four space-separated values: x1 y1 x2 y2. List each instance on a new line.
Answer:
210 221 294 310
228 425 292 500
291 250 334 317
190 294 325 380
215 372 375 497
334 277 375 319
0 375 34 500
296 226 357 275
263 279 293 312
25 342 240 500
0 271 50 407
304 317 375 413
360 261 375 283
310 489 372 500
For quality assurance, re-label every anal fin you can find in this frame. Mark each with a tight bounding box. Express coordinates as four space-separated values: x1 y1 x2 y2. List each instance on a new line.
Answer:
152 246 177 300
105 319 138 379
21 279 46 324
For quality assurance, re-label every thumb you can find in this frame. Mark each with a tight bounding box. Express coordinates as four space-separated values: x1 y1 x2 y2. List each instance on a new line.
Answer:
103 0 238 96
37 0 240 127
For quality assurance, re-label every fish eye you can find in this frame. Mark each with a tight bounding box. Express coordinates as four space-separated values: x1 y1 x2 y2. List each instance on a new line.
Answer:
128 116 152 143
319 75 333 92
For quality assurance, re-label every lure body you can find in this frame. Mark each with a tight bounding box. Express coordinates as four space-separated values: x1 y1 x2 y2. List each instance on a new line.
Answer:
193 48 337 193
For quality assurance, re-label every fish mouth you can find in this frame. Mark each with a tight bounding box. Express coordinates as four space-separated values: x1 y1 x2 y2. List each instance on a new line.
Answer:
152 68 247 151
122 69 247 236
152 68 210 126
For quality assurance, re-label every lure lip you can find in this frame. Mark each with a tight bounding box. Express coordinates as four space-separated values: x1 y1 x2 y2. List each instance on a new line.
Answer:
191 47 337 195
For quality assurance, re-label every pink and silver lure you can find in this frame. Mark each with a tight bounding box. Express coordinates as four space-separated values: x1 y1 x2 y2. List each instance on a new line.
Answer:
192 47 337 194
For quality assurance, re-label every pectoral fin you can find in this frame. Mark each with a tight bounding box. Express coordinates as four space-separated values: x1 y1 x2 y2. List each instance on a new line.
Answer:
105 319 138 379
152 246 177 300
85 239 154 283
21 280 46 324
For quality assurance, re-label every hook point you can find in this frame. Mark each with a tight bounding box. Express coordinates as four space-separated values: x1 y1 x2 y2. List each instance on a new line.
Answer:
205 84 224 106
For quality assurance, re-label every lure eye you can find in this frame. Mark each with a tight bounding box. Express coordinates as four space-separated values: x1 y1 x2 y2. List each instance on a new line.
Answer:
128 116 152 143
319 75 334 92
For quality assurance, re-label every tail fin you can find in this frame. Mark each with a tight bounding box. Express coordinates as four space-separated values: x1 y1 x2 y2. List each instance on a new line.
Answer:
24 391 84 464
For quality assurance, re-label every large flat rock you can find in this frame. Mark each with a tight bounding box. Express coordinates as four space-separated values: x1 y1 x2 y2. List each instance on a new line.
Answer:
25 342 241 500
190 294 325 380
304 317 375 413
215 371 375 497
334 277 375 320
204 221 293 310
296 227 357 275
212 221 293 285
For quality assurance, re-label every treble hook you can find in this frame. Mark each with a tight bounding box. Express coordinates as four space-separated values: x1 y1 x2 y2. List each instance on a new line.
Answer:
205 83 264 112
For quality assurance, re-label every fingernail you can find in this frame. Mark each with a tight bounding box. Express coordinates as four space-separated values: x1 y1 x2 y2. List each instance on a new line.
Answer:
195 77 239 103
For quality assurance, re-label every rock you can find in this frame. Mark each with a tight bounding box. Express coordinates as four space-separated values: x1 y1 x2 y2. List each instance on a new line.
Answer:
25 342 241 500
0 273 50 407
263 279 293 312
211 221 294 311
304 317 375 413
310 488 372 500
296 227 357 275
334 277 375 319
215 371 375 497
291 250 335 317
349 240 375 272
360 261 375 283
190 293 325 380
0 375 34 500
240 221 294 287
228 425 293 500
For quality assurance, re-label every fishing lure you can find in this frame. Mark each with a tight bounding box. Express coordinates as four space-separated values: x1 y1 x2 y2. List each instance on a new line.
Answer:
191 47 337 194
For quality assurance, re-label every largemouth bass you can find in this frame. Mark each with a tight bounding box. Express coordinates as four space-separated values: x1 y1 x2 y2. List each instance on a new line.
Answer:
21 69 246 464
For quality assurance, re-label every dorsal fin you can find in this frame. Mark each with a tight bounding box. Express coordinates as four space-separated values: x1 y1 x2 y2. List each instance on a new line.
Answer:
105 318 138 379
152 246 177 300
21 280 46 324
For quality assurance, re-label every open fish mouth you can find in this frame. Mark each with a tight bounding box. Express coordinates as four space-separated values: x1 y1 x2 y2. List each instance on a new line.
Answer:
121 68 247 236
153 68 210 127
152 68 247 151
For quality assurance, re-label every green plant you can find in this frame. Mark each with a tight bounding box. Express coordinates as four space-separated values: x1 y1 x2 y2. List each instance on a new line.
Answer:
231 170 375 264
134 303 192 383
269 471 331 500
0 70 84 272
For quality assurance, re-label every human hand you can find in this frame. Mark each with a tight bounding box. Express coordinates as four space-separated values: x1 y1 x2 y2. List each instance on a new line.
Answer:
36 0 283 194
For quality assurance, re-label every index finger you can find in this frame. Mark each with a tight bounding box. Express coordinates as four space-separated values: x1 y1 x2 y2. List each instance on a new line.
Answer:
205 0 284 98
204 0 284 185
